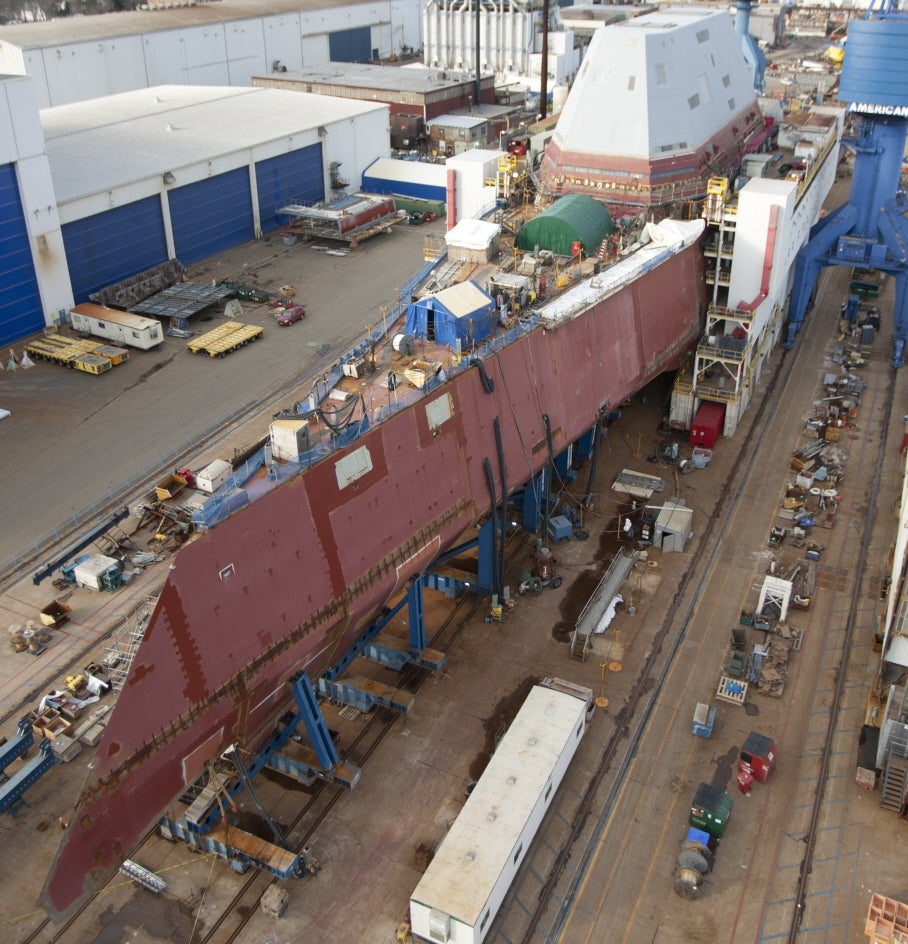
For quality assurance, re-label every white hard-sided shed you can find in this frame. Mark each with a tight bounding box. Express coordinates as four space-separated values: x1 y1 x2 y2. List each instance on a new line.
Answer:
409 685 588 944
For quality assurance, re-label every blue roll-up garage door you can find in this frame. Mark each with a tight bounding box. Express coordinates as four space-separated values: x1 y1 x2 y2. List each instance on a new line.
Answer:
169 168 254 265
0 162 44 345
62 196 168 303
329 26 372 63
256 145 325 232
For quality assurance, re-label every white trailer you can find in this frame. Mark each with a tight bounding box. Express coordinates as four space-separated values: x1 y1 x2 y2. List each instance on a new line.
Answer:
70 303 163 350
409 682 591 944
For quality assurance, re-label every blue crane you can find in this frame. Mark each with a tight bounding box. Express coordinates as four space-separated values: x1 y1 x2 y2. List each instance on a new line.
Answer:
784 0 908 366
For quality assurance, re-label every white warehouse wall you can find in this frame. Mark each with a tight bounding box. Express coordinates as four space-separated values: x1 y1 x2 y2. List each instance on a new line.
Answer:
1 0 423 108
0 75 73 325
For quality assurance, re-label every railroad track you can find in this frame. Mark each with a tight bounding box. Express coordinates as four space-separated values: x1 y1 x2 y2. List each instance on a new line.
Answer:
18 530 529 944
783 367 896 943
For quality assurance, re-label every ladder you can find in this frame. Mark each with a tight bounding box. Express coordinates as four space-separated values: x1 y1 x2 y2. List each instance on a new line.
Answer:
880 754 907 813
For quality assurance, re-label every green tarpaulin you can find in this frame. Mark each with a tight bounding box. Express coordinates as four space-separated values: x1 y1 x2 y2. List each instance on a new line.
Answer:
516 194 614 256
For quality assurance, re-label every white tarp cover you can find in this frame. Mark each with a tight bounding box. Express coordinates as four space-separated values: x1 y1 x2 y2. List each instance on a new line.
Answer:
445 218 500 250
641 217 705 249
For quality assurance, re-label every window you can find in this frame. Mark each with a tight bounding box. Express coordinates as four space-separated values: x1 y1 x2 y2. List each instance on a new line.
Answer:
480 910 491 931
576 722 583 738
728 98 736 111
545 783 553 801
655 63 667 86
688 94 700 110
627 75 636 91
98 322 105 328
722 74 731 88
132 330 140 338
513 843 523 864
219 563 236 581
696 28 710 43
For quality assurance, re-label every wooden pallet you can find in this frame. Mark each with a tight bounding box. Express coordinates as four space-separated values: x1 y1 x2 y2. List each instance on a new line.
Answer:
715 675 748 706
865 892 908 943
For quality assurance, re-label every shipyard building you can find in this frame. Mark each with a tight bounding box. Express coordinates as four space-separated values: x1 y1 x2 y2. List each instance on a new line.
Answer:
0 75 389 345
0 0 423 108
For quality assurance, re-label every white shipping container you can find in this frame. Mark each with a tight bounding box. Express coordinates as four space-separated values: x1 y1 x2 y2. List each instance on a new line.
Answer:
73 554 120 591
410 684 590 944
70 303 163 350
269 419 309 462
196 459 234 494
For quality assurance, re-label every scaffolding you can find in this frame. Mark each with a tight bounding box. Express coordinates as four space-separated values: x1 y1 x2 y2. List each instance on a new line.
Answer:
105 594 158 691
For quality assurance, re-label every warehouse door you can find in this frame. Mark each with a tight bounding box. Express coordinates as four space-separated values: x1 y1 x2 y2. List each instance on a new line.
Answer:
256 145 325 232
0 162 43 345
61 195 168 304
169 168 255 266
329 26 372 63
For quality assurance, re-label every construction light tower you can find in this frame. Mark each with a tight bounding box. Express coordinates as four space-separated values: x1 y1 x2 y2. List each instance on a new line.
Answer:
784 0 908 366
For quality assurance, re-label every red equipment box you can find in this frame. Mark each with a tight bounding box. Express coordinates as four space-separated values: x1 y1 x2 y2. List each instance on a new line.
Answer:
739 731 776 784
689 400 726 449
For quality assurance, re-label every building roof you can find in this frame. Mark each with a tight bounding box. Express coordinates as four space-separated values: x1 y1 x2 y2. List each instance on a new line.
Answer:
253 63 484 95
516 194 614 256
430 279 494 318
410 686 586 926
427 113 486 130
550 7 758 161
41 85 386 204
0 0 372 48
445 218 500 251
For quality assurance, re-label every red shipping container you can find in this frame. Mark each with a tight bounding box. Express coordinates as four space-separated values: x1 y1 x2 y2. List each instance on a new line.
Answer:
689 400 726 449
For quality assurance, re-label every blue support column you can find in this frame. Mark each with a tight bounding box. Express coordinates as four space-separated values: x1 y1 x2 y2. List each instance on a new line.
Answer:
520 471 544 532
292 674 340 772
554 444 576 483
477 517 497 589
407 576 426 655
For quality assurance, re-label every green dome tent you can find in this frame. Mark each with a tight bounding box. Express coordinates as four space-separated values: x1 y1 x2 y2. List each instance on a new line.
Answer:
516 194 615 257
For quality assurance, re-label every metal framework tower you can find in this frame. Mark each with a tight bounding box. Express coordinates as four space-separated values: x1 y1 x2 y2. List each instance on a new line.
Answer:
785 3 908 366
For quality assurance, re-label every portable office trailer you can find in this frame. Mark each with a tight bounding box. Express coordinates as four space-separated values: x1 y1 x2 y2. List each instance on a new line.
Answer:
70 303 163 350
409 683 590 944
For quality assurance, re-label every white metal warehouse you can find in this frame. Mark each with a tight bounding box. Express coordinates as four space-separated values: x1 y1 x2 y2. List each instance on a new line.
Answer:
44 84 390 304
409 684 589 944
0 75 390 345
0 0 423 108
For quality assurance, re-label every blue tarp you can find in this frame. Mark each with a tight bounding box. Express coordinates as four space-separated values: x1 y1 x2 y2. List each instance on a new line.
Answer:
404 280 496 348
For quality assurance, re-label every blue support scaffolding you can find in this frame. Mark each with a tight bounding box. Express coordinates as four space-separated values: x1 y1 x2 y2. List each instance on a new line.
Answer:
0 740 55 817
0 718 33 777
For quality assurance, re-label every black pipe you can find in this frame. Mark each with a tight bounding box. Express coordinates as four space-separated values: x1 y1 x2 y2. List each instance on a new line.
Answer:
483 457 502 596
542 413 554 540
493 417 508 597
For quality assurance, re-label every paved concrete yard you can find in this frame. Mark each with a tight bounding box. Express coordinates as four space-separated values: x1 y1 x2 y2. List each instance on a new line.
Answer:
0 221 438 570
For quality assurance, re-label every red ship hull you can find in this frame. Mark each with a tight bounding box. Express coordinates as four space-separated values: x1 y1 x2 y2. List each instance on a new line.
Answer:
42 241 704 919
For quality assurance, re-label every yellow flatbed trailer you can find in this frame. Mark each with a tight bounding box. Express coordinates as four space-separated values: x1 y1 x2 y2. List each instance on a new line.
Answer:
94 345 130 366
202 324 264 358
187 321 244 354
73 353 112 375
25 339 81 366
25 338 116 374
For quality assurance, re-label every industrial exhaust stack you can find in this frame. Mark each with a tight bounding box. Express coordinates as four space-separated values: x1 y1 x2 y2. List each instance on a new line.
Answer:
735 0 766 92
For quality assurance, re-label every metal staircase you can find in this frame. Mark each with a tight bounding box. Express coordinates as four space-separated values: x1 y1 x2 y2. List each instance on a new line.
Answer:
880 754 908 812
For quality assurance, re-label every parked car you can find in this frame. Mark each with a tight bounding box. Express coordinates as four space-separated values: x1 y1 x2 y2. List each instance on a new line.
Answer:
276 305 306 326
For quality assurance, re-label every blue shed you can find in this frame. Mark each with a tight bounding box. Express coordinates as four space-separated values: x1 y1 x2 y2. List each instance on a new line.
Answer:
405 280 496 348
